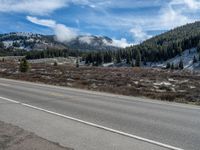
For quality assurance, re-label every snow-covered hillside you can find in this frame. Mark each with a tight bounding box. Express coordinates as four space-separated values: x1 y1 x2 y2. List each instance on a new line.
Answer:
0 32 120 51
154 48 200 71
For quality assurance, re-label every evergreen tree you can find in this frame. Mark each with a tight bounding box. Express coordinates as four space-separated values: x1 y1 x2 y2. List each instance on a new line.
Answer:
0 42 4 49
76 58 79 68
193 56 197 64
135 50 141 67
53 61 58 66
166 62 171 69
13 42 20 47
177 47 182 56
199 53 200 61
131 60 135 67
197 41 200 53
171 63 174 70
116 52 122 63
19 58 30 73
179 59 184 69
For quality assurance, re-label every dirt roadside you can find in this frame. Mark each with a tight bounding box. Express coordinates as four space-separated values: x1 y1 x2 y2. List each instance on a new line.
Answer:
0 121 73 150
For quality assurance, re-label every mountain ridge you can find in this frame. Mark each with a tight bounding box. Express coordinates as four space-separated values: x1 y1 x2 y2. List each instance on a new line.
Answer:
0 32 120 52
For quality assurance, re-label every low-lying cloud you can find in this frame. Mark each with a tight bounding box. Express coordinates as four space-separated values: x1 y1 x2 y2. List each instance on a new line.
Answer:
27 16 77 42
130 27 151 44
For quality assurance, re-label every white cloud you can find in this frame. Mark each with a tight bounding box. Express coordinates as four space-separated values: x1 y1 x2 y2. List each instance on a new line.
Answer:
130 27 151 44
26 16 56 27
27 16 77 42
79 36 93 44
0 0 68 15
156 0 197 30
104 38 132 48
54 24 77 42
171 0 200 10
183 0 200 9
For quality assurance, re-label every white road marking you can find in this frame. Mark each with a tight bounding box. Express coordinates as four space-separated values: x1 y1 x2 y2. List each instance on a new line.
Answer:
0 96 184 150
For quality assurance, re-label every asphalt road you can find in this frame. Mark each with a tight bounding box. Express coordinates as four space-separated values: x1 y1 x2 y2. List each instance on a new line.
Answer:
0 78 199 150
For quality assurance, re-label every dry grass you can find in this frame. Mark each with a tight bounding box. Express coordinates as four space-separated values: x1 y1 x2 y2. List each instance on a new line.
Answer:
0 60 200 105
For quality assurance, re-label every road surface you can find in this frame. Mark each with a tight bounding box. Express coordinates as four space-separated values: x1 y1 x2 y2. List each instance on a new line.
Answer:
0 78 199 150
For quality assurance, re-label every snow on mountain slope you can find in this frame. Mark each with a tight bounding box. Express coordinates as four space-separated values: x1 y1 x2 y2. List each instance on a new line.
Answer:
155 48 200 70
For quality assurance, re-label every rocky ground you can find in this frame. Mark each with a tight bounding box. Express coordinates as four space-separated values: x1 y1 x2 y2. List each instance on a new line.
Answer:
0 121 73 150
0 60 200 105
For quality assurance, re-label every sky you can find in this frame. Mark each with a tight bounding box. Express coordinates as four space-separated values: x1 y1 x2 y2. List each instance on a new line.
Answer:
0 0 200 47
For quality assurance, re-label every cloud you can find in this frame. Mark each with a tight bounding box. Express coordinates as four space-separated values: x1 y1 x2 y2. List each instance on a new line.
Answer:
170 0 200 10
0 0 68 15
79 36 93 44
26 16 56 27
130 27 151 44
111 38 132 48
27 16 77 42
103 38 132 48
54 24 77 42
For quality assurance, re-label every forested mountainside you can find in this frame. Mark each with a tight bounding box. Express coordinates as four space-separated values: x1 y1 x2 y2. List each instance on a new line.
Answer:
84 21 200 66
127 21 200 62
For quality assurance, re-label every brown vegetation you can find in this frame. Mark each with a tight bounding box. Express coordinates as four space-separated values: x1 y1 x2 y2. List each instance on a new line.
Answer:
0 60 200 105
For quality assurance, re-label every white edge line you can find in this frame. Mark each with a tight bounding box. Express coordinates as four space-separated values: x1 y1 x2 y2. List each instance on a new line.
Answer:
0 96 184 150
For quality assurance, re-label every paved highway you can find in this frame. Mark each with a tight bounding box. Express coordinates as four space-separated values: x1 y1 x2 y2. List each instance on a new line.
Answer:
0 78 199 150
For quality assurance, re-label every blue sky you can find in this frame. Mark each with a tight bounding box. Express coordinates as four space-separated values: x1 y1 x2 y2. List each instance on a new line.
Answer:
0 0 200 47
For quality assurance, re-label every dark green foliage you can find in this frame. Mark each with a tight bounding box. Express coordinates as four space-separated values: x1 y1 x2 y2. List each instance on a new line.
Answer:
193 56 197 64
197 41 200 52
116 52 122 63
171 63 174 70
127 21 200 62
53 61 58 66
0 42 4 49
135 50 141 67
76 58 79 68
179 59 184 69
166 62 171 69
199 53 200 61
25 48 80 60
13 42 20 47
19 58 30 72
85 51 113 66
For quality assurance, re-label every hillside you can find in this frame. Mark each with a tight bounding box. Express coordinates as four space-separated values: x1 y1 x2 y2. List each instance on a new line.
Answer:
83 21 200 69
127 21 200 62
0 32 119 55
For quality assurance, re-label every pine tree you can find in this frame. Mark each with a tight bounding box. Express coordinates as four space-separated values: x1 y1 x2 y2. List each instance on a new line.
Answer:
177 46 182 56
19 58 30 73
0 42 4 49
197 41 200 53
166 62 171 69
193 56 197 64
76 58 79 68
179 59 184 69
116 52 122 63
171 63 174 70
135 50 141 67
199 53 200 61
53 61 58 66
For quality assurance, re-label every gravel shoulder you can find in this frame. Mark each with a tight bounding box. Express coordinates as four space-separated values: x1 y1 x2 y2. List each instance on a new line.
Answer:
0 121 73 150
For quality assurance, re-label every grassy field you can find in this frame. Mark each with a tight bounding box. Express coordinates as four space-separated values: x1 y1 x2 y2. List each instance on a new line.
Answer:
0 60 200 105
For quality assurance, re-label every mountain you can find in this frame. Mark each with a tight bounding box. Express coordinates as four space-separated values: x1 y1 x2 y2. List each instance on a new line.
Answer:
126 21 200 62
0 32 120 52
83 21 200 69
66 35 118 51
